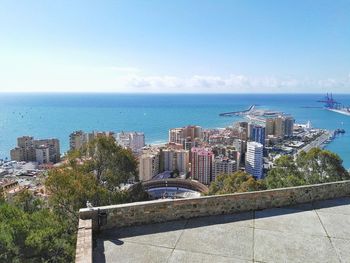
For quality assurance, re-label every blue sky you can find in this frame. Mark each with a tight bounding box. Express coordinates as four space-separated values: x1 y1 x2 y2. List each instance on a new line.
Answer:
0 0 350 93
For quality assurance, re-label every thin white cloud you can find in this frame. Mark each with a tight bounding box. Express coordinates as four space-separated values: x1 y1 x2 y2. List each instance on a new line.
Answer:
1 64 349 93
121 74 350 93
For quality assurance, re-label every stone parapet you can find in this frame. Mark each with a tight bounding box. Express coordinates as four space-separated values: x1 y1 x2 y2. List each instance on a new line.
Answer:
79 180 350 231
75 219 92 263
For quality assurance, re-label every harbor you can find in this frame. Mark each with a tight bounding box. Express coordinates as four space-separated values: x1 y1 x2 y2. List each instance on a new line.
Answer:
318 93 350 116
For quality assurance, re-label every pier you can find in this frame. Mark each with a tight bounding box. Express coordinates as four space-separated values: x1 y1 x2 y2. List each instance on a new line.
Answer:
219 105 256 116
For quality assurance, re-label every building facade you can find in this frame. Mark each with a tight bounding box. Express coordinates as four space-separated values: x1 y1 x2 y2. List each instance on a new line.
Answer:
245 141 263 179
250 125 266 146
169 125 202 147
191 147 213 185
10 136 60 164
161 148 189 174
212 156 237 181
139 149 160 181
265 116 295 138
115 132 145 153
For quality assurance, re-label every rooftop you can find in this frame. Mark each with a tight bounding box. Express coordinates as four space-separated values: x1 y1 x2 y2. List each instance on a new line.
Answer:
93 197 350 263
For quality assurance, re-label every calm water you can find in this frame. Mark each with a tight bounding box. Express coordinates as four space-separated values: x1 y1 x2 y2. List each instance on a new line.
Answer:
0 93 349 168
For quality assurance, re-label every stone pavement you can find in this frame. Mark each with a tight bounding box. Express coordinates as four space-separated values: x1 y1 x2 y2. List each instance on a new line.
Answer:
93 197 350 263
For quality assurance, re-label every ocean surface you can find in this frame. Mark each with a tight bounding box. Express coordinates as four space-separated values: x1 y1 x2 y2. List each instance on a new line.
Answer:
0 93 349 168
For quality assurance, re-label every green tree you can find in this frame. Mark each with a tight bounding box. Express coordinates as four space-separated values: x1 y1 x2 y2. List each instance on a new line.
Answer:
1 135 148 262
45 167 110 227
13 189 44 213
83 136 138 189
0 201 75 262
0 187 4 204
296 148 349 183
209 171 266 195
265 155 305 189
265 148 350 189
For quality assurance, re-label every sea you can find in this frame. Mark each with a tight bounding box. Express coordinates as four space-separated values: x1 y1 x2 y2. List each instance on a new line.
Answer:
0 93 349 169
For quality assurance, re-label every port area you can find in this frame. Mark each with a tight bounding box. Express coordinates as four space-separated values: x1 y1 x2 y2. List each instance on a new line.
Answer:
264 128 343 168
327 107 350 116
219 104 256 116
296 130 333 154
219 105 285 124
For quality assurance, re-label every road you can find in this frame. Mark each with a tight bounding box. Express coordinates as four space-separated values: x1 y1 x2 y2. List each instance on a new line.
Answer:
297 131 331 154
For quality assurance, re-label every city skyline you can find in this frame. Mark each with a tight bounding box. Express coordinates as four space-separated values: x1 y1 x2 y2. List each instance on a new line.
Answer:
1 0 350 93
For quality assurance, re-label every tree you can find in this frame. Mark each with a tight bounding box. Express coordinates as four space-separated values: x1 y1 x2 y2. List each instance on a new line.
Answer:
296 148 349 183
45 167 110 228
0 201 75 262
1 135 148 262
209 171 266 195
265 155 305 189
0 187 4 204
265 148 350 189
45 135 149 230
83 136 138 189
13 189 44 213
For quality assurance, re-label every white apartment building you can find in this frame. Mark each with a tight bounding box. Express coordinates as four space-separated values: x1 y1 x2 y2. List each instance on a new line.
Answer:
245 141 263 179
35 145 50 164
116 132 145 153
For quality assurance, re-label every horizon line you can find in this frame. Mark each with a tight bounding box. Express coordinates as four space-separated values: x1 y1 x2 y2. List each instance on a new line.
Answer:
1 91 350 95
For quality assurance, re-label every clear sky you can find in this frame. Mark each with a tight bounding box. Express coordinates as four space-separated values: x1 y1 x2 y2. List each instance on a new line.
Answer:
0 0 350 93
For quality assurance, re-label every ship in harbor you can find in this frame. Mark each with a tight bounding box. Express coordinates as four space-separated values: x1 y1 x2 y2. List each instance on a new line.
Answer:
317 93 350 116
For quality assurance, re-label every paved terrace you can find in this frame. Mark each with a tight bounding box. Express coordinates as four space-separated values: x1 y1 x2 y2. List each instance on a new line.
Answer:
94 197 350 263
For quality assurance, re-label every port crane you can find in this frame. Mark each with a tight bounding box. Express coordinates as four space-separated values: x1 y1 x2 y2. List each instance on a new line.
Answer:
317 93 341 109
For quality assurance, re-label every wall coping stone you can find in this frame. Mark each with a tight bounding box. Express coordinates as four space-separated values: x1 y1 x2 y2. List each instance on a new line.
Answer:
80 180 350 220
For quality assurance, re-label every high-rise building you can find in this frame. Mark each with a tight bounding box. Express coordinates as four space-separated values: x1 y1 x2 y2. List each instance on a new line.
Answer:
212 156 237 181
284 116 294 137
33 139 60 163
116 132 145 152
233 122 249 141
265 118 275 136
245 141 263 179
274 117 285 138
35 145 50 164
250 125 266 146
169 125 202 147
10 136 60 163
191 147 213 185
161 148 189 174
69 130 116 151
69 130 86 151
139 149 160 181
265 116 295 138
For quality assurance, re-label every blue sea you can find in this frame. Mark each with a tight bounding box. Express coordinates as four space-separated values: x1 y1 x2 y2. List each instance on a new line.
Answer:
0 93 349 168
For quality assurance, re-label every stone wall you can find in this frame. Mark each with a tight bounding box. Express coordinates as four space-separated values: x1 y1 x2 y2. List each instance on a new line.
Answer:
75 219 93 263
79 180 350 231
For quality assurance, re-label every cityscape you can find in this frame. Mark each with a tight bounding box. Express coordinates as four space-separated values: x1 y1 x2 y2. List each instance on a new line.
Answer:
1 1 350 262
1 108 341 200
